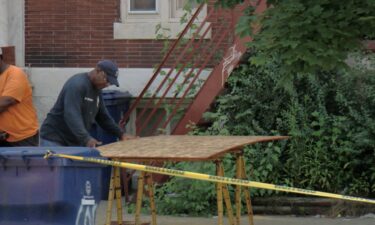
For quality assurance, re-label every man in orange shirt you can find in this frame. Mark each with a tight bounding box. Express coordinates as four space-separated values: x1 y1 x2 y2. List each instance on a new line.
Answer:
0 48 39 146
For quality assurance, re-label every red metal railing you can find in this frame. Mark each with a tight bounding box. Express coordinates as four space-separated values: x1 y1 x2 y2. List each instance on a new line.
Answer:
119 3 231 135
119 0 266 136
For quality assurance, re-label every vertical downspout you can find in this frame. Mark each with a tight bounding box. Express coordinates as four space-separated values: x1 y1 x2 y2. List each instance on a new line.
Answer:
8 0 25 66
0 0 9 47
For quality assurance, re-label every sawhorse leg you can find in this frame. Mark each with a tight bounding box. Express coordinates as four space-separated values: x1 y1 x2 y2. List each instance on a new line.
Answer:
240 156 254 225
135 171 157 225
235 154 254 225
215 160 235 225
145 173 157 225
105 166 123 225
105 168 115 225
235 155 242 225
135 171 145 225
216 161 224 225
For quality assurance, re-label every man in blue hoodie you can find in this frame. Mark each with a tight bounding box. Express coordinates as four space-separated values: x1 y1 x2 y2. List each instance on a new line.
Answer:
40 60 128 147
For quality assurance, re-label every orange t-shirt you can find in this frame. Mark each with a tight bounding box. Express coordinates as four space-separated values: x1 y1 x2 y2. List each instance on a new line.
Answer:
0 65 39 142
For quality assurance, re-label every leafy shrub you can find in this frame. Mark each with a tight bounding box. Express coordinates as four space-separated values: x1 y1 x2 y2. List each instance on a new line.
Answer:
154 54 375 215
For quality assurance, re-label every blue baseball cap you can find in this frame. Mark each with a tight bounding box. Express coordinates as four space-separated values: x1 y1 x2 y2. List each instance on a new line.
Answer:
97 60 119 86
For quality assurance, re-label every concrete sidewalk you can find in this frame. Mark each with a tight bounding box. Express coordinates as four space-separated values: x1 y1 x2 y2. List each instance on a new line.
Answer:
95 200 375 225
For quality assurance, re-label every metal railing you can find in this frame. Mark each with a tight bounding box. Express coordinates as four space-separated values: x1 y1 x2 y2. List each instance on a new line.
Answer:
119 0 266 136
119 3 234 136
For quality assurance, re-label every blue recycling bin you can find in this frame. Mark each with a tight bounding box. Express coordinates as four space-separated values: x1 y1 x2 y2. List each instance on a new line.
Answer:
91 90 132 145
0 147 105 225
90 90 132 200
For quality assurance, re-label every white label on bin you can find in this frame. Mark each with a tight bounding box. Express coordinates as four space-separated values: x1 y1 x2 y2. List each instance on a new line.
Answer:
75 181 97 225
81 198 95 205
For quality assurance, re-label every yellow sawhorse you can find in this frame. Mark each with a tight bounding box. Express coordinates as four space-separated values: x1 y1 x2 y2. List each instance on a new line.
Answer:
215 151 254 225
105 165 157 225
105 154 254 225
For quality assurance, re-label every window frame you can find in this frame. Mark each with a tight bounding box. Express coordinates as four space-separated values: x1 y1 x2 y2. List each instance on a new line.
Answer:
127 0 159 14
170 0 199 20
114 0 210 40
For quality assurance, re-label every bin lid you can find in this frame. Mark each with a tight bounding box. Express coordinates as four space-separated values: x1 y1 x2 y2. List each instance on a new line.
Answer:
101 90 132 106
102 90 132 100
0 147 105 167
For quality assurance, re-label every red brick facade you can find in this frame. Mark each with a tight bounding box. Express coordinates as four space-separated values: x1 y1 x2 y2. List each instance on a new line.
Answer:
25 0 233 68
0 46 16 65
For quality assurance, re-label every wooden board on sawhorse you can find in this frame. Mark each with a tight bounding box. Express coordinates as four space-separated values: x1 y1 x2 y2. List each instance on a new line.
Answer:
98 135 288 225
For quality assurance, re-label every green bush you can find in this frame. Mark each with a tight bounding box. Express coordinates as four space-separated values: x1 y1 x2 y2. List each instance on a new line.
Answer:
154 162 217 216
153 54 375 215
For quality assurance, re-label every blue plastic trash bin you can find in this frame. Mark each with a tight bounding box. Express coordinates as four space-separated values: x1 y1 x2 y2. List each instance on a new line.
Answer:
0 147 105 225
91 90 132 145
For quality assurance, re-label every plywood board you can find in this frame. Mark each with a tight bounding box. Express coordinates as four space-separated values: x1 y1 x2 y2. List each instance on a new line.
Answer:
97 135 288 161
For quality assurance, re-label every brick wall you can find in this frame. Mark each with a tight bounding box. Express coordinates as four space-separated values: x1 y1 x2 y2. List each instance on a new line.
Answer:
1 46 16 65
25 0 233 68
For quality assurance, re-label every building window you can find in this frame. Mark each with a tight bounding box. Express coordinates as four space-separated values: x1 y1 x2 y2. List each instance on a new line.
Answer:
171 0 199 19
176 0 198 11
128 0 158 14
114 0 210 40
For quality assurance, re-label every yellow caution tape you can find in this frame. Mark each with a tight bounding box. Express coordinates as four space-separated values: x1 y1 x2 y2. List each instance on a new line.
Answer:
44 151 375 204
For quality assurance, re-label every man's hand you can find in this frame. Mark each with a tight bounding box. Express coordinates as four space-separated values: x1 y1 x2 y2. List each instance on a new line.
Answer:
0 96 17 113
86 138 102 148
120 134 138 141
0 131 9 141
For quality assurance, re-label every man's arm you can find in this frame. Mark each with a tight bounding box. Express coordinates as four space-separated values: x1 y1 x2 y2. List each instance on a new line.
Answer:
95 95 124 138
0 70 26 113
0 96 17 113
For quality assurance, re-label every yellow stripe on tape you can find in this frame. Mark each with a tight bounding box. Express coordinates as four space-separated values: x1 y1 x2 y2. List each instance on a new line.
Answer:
44 151 375 205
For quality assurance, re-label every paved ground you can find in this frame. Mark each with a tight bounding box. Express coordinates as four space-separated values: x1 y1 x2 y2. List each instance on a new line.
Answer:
95 201 375 225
